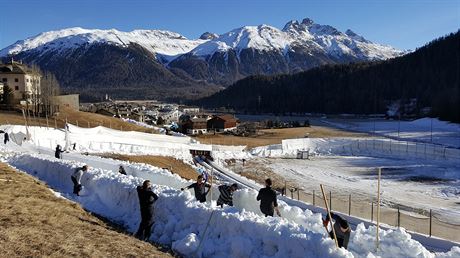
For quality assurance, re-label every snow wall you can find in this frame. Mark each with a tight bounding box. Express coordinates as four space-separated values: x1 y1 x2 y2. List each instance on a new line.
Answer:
4 153 460 258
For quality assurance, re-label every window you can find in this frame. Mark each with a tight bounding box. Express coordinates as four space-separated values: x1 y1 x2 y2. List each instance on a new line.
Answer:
15 86 19 90
15 78 19 82
2 78 6 82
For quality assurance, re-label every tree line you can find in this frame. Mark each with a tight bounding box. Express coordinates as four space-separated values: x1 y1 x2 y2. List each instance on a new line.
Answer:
195 31 459 123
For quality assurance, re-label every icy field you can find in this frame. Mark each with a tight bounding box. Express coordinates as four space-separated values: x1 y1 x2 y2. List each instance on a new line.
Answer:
322 118 460 148
0 124 459 257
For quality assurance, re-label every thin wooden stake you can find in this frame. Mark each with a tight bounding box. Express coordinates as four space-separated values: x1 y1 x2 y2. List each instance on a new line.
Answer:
320 184 339 248
429 209 432 237
348 194 352 216
313 190 315 206
376 168 381 250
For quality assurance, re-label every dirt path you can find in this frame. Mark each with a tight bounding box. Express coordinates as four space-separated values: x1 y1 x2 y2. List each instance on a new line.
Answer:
0 162 173 258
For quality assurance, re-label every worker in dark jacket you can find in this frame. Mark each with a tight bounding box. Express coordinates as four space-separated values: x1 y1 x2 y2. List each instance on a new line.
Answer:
55 145 64 159
322 212 351 249
256 178 281 217
135 180 159 241
181 175 211 203
119 165 127 175
217 183 238 208
3 132 9 144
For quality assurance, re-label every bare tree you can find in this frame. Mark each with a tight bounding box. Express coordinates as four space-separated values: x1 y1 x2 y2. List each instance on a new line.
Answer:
40 71 61 116
29 64 42 114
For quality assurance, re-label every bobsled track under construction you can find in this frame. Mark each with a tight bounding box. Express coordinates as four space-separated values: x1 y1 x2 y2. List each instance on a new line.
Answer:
0 123 459 258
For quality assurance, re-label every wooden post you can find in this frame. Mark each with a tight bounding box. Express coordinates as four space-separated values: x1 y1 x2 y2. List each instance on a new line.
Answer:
76 120 79 127
284 181 287 196
429 209 432 237
297 188 300 200
54 118 57 129
376 168 381 250
348 194 352 216
397 206 400 228
329 191 332 211
320 184 339 248
371 202 374 222
46 115 49 129
313 190 315 206
210 168 214 203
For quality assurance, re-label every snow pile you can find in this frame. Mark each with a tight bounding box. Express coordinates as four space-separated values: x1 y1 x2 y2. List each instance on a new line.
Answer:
3 151 459 258
0 124 207 160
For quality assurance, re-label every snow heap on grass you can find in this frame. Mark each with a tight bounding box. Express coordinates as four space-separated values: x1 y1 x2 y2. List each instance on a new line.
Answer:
3 151 459 258
0 124 206 160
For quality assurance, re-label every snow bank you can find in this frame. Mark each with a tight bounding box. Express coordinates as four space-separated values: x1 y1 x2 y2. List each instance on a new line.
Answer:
251 137 460 161
4 152 459 258
0 124 212 161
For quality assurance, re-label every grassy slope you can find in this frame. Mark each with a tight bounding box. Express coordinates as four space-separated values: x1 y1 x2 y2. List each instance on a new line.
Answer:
0 162 172 258
194 126 367 149
0 107 154 133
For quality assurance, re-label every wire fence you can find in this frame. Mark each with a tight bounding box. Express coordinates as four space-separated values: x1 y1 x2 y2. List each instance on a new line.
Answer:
281 185 460 243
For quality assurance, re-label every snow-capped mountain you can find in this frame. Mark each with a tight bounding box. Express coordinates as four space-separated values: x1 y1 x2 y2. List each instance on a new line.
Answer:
0 18 404 99
0 27 205 62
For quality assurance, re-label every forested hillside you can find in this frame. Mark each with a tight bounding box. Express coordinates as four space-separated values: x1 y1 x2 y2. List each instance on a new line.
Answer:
197 32 459 122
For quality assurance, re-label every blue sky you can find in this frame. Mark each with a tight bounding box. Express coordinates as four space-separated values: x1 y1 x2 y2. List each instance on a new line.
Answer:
0 0 458 50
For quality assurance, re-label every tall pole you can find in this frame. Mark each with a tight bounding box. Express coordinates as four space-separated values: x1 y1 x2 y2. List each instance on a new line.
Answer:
320 184 339 248
376 168 381 250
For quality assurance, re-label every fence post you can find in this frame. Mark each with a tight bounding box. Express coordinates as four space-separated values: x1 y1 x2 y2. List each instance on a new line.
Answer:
371 202 374 222
284 181 287 196
429 209 432 237
329 191 332 211
348 194 351 216
297 189 300 200
76 120 79 127
397 206 400 228
54 118 57 129
313 190 315 206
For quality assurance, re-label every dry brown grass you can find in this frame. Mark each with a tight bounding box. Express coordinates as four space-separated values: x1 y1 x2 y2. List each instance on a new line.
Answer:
0 162 173 258
194 126 367 148
99 154 198 181
0 107 154 133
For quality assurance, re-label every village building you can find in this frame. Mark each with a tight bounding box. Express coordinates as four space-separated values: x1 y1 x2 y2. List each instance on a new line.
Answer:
207 114 238 132
0 61 41 104
182 117 208 135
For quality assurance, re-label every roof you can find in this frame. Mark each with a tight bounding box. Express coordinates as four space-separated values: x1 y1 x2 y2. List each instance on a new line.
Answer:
0 62 33 74
211 114 238 122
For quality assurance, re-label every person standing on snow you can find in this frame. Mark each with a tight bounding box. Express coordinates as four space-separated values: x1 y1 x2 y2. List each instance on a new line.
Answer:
119 165 127 175
322 212 351 249
71 165 88 196
55 145 64 159
217 183 238 208
181 174 211 203
135 180 159 241
3 132 9 144
256 178 281 217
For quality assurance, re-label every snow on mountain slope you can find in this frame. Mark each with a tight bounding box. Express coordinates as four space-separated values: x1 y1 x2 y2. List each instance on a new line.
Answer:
282 18 402 60
0 27 205 60
192 25 294 56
